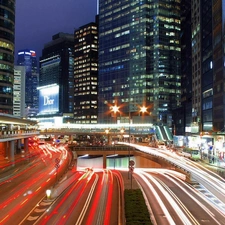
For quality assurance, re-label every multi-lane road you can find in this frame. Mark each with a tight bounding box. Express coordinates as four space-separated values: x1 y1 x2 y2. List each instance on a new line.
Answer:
0 143 124 225
1 142 225 225
125 143 225 224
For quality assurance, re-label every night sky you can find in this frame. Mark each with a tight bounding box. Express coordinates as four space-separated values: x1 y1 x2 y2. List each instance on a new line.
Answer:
15 0 97 59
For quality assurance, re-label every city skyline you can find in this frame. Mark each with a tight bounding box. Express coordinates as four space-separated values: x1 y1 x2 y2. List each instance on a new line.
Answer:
15 0 97 58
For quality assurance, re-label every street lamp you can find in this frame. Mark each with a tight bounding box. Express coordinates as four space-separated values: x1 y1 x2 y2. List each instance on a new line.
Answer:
105 129 110 145
140 106 147 115
110 105 120 123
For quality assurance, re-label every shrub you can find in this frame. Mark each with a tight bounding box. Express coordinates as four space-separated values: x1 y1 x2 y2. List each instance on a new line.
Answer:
124 189 152 225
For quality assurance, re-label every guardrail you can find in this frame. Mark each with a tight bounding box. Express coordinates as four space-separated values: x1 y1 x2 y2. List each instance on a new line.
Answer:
0 130 39 140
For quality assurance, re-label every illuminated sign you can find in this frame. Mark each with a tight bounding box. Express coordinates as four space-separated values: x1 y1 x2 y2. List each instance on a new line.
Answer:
38 84 59 115
18 50 36 57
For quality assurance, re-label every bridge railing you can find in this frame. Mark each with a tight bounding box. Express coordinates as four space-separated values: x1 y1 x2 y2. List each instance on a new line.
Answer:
68 145 136 151
0 130 40 140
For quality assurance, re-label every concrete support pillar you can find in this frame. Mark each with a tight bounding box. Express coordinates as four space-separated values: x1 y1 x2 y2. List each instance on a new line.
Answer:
24 138 29 156
4 142 8 158
103 154 107 169
9 140 15 165
17 139 21 153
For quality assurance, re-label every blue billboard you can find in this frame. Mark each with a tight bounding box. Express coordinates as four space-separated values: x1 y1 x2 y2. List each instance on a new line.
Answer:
38 85 59 115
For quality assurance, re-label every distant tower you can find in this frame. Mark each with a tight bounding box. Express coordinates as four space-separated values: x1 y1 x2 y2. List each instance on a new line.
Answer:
17 49 39 117
0 0 15 114
39 33 74 124
13 66 26 117
74 17 98 124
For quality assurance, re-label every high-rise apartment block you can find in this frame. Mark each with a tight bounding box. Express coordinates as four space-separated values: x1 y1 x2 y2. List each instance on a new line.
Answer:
0 0 15 114
98 0 181 126
74 17 98 124
38 33 74 124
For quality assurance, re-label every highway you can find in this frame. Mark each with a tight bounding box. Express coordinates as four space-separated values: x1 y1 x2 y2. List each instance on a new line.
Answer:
121 143 225 223
18 168 124 225
134 169 225 225
1 141 225 225
0 144 71 225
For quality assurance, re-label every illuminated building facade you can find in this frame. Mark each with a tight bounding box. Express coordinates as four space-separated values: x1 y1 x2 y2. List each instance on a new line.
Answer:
17 49 39 117
0 0 15 114
173 0 192 135
191 0 225 134
211 0 225 133
98 0 181 126
13 66 26 117
39 33 74 123
74 18 98 124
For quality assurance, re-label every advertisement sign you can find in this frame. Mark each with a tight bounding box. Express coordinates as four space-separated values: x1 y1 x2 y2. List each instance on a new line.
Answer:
38 85 59 114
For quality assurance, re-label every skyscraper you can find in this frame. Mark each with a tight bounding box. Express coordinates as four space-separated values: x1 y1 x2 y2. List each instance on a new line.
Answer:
13 66 26 117
98 0 181 127
173 0 192 135
17 49 39 117
191 0 214 134
0 0 15 114
39 33 74 124
211 0 224 133
74 18 98 124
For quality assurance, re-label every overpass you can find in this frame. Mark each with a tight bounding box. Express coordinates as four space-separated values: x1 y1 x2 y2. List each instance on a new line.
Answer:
39 123 173 140
0 113 39 163
68 144 191 182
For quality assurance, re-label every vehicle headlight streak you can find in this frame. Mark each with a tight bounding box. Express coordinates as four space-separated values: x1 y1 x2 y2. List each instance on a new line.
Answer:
136 170 176 225
75 174 99 225
153 171 222 224
122 142 225 210
138 170 193 225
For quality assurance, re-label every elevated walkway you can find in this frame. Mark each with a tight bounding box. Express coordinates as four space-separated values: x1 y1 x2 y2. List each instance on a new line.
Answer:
155 125 173 142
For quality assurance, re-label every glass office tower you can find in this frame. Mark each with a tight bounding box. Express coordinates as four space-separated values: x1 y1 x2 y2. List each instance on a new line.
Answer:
0 0 15 114
17 49 39 117
39 33 74 123
98 0 181 126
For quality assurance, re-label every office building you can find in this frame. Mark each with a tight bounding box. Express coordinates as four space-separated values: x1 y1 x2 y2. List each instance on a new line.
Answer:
38 33 74 125
13 66 26 117
74 18 98 124
173 0 192 135
98 0 181 126
210 0 223 133
0 0 15 114
191 0 213 135
17 49 39 117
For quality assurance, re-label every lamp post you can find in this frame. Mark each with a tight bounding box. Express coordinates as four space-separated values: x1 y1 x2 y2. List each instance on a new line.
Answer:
128 110 131 179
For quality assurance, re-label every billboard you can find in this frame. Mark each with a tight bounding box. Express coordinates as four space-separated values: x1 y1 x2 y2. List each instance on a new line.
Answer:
38 85 59 115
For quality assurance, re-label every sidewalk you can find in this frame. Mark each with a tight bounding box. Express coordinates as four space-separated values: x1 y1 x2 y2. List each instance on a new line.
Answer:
199 158 225 178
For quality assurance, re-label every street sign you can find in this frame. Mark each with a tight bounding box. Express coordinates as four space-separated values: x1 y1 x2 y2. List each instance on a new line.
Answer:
55 164 60 169
129 160 135 167
129 166 134 172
